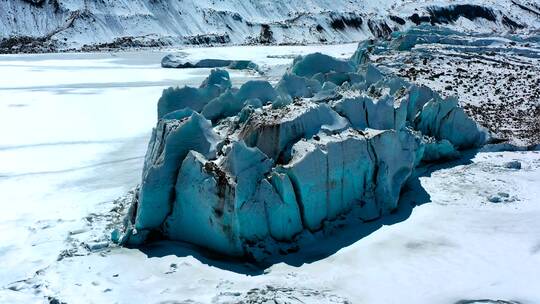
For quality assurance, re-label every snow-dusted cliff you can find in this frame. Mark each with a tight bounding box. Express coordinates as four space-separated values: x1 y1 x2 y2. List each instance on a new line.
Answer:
2 0 540 52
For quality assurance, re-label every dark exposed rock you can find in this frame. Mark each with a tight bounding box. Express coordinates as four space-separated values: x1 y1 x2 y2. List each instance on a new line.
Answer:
186 34 231 45
259 24 274 44
428 5 496 23
389 15 406 25
330 15 363 30
367 20 392 38
409 13 432 25
410 5 497 26
502 15 525 29
23 0 45 6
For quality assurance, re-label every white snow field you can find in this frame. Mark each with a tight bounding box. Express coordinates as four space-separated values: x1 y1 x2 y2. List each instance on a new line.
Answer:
1 44 540 304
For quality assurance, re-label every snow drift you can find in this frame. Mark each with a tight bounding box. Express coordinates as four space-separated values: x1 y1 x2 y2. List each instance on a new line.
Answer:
114 40 488 258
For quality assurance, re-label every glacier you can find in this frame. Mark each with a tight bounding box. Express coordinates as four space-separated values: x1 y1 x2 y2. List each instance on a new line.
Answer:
114 40 488 258
161 54 259 72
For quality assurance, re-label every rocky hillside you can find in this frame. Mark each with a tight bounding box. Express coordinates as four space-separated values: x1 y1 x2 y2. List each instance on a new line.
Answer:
1 0 540 53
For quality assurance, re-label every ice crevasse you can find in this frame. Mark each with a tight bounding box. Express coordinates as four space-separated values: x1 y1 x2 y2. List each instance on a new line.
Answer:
114 47 488 258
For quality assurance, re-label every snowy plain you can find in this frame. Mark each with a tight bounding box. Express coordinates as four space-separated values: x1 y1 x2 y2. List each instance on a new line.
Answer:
1 43 540 303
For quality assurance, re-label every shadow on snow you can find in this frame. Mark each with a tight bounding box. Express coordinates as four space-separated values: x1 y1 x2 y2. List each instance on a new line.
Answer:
136 150 477 275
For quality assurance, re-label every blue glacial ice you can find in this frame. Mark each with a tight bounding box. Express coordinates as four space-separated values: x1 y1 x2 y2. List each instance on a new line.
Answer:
161 54 259 71
158 69 231 118
135 112 220 231
116 36 489 258
201 80 276 122
290 52 356 77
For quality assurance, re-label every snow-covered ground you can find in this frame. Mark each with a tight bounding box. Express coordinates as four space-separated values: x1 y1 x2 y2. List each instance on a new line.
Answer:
368 28 540 146
1 43 539 304
0 43 356 303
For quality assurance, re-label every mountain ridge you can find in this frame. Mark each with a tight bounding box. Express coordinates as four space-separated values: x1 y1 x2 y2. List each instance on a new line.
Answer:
2 0 540 53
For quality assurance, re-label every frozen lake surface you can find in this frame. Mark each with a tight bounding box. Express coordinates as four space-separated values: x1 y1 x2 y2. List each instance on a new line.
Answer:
1 43 539 304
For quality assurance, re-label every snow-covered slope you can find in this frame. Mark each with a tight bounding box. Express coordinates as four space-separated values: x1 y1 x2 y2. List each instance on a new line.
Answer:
2 0 540 52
